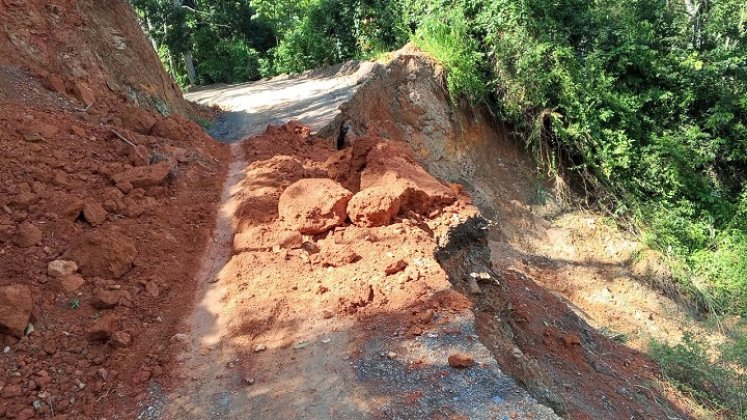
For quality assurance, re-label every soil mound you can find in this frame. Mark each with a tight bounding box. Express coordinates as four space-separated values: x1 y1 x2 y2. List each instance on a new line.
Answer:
0 2 230 418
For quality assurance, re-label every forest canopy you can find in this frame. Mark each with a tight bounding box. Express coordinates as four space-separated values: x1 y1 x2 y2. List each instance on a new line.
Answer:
131 0 747 317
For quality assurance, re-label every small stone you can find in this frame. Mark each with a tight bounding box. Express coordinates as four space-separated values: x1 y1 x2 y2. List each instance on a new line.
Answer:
91 288 123 309
111 331 131 347
385 259 407 276
47 259 78 277
243 377 255 385
387 352 398 360
97 368 109 381
145 282 160 298
32 400 42 410
448 353 475 369
0 284 33 338
82 201 107 225
13 222 42 248
253 344 267 353
115 181 133 194
277 231 303 249
170 333 190 344
3 346 10 353
56 274 85 293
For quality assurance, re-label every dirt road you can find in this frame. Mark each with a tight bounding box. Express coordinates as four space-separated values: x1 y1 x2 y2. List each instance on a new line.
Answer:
184 62 376 142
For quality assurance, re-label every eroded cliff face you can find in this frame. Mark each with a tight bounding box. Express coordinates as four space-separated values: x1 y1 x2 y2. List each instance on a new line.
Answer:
0 0 188 114
0 2 231 418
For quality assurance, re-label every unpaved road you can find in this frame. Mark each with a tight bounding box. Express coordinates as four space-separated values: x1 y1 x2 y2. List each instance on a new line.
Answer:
150 66 560 420
185 62 376 142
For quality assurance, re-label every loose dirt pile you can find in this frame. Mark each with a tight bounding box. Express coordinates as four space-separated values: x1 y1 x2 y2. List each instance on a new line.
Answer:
162 122 557 419
319 46 698 418
0 2 232 419
0 103 228 419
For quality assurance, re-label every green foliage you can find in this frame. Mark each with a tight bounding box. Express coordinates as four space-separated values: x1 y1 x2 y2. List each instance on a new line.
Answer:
413 7 488 105
650 332 747 418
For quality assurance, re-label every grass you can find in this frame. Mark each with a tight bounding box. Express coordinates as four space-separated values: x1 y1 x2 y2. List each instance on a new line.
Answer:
412 9 488 106
650 331 747 419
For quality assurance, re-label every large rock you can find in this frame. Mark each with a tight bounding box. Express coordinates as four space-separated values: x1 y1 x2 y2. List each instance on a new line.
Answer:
110 161 173 189
360 141 456 214
347 187 401 227
65 229 137 278
0 284 33 338
279 178 353 234
13 223 42 248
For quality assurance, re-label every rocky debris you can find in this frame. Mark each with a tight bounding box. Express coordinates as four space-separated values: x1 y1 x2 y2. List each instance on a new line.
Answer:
277 230 303 249
110 161 174 189
144 281 160 298
55 274 85 293
279 178 352 234
47 259 78 277
82 201 108 225
119 106 157 135
385 259 408 275
0 284 33 338
347 283 375 312
73 80 95 106
347 187 401 227
312 248 362 267
91 287 131 309
233 227 303 252
129 144 151 166
151 116 188 141
66 229 137 278
448 353 475 369
13 222 42 248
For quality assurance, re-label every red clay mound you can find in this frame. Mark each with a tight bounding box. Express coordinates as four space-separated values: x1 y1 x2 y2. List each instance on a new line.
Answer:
360 141 456 214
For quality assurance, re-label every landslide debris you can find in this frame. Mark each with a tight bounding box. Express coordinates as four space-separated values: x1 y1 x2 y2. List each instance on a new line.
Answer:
165 121 558 419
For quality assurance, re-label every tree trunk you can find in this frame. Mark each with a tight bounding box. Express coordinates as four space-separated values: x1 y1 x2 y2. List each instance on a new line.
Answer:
183 51 197 85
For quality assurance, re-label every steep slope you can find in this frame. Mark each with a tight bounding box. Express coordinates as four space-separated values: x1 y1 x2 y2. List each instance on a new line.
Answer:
0 0 188 114
0 2 230 418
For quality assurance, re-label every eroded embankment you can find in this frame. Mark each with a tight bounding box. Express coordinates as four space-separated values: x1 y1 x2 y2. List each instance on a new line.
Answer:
161 122 558 418
316 46 695 419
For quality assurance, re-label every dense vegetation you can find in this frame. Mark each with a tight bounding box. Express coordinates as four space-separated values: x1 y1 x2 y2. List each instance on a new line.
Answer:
133 0 745 317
